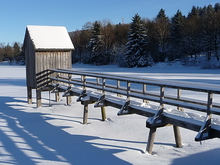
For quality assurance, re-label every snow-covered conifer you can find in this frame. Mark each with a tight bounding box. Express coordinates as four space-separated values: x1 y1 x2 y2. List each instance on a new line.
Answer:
88 21 110 65
124 14 152 67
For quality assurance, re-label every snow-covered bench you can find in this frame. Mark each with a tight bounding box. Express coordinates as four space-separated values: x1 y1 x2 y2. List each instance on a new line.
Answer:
39 68 220 154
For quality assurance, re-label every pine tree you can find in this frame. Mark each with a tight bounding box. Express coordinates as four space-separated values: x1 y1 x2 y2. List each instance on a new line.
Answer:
170 10 185 59
202 5 220 61
188 6 200 18
153 9 170 61
124 14 152 67
88 21 109 65
88 21 102 56
182 6 203 58
214 2 220 12
156 8 167 19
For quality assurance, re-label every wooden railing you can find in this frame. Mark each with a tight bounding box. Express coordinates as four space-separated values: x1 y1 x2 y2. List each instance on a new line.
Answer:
40 68 220 154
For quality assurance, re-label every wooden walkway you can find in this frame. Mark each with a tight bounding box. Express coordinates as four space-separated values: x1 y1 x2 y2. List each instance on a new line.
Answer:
35 68 220 154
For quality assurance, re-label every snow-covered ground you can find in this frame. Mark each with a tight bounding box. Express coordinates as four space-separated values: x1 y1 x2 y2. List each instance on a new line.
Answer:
0 62 220 165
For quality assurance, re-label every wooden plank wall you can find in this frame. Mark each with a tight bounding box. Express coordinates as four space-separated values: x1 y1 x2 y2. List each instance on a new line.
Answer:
35 51 72 89
25 31 36 88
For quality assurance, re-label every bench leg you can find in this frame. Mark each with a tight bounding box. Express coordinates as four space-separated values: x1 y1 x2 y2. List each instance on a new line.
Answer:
27 87 32 104
101 107 106 121
173 125 182 147
66 96 71 105
83 104 88 124
146 127 157 154
55 92 60 102
36 89 42 107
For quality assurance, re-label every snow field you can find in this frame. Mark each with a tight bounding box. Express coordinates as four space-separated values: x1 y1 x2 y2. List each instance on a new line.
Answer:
0 63 220 164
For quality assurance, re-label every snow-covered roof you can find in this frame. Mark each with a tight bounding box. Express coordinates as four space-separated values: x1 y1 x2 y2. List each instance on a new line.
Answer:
26 25 74 50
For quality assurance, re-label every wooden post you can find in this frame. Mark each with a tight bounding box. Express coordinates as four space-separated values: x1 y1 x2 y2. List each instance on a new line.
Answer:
82 75 86 90
97 77 101 92
143 84 148 103
55 92 60 102
146 127 157 154
177 89 182 111
173 88 183 147
83 103 88 124
117 80 122 97
127 81 131 109
101 107 106 121
101 78 106 121
66 96 71 105
173 125 182 147
207 92 213 115
160 86 164 108
27 87 32 104
36 89 42 107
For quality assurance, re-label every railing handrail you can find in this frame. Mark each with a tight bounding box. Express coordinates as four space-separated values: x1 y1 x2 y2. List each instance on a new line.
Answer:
49 68 220 94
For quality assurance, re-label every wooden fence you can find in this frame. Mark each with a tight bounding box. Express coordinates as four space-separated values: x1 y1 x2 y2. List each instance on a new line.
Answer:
37 68 220 154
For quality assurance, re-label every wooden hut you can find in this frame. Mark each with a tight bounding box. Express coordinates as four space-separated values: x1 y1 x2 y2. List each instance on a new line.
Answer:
23 25 74 107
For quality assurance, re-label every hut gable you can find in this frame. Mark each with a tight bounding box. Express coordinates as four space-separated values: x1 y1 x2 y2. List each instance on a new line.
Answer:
25 25 74 50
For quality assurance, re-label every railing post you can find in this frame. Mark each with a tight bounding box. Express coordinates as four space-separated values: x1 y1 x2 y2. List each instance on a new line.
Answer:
160 86 164 109
66 74 72 105
54 73 60 102
81 75 89 124
101 78 106 121
207 92 213 115
173 88 183 148
195 92 213 141
117 80 122 97
82 75 86 90
127 81 131 110
177 89 182 111
97 77 102 92
143 84 148 103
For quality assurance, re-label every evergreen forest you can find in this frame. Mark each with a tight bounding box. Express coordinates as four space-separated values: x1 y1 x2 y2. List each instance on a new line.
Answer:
1 3 220 68
70 3 220 67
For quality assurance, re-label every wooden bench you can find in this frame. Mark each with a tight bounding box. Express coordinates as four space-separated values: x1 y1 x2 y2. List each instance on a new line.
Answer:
36 68 220 154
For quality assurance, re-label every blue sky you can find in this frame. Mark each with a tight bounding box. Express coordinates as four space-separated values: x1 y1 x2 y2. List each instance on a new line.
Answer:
0 0 217 44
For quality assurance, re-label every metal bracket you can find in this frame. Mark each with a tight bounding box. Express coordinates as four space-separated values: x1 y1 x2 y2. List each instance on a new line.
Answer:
195 115 212 141
94 95 106 107
62 86 72 97
146 106 167 128
76 90 87 102
117 99 131 116
51 84 60 93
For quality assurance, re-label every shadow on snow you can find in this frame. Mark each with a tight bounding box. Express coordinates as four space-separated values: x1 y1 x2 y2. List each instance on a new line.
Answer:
172 148 220 165
0 96 131 164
